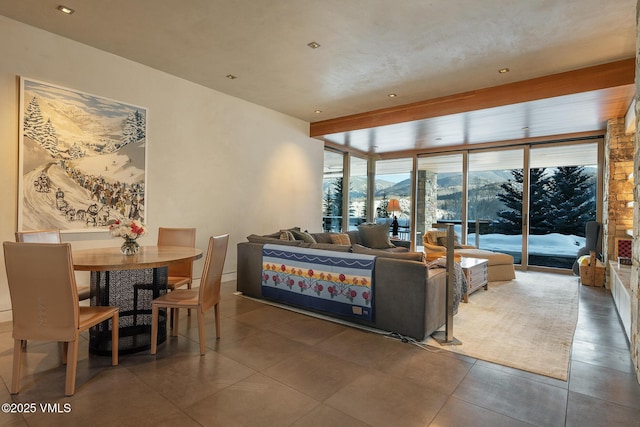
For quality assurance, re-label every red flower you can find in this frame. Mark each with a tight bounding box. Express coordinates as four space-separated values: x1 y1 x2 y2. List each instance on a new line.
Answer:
350 290 357 298
280 264 286 272
339 273 346 282
308 269 314 277
362 291 370 301
288 279 295 286
317 284 323 292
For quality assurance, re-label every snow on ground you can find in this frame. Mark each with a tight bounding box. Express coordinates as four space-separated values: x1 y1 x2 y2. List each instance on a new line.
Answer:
469 233 584 256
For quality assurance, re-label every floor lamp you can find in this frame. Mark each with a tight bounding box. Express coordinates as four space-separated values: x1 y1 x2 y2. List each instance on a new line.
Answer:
430 223 461 345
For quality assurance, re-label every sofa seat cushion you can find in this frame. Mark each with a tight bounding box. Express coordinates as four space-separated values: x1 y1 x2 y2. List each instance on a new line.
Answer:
352 244 423 261
454 249 513 266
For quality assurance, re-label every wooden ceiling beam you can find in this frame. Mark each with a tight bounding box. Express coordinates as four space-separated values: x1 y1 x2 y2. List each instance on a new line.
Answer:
310 58 635 138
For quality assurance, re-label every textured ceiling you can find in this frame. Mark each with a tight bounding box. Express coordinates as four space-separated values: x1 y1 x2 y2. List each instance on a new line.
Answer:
1 0 636 152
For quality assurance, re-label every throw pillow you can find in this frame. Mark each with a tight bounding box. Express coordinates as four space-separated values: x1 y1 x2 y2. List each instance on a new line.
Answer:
436 236 463 249
330 233 351 245
279 230 296 241
357 223 393 249
351 244 425 262
290 229 317 243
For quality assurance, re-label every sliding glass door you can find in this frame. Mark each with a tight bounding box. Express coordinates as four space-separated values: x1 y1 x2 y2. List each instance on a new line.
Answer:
374 158 413 239
468 149 524 264
348 156 368 230
416 153 465 249
323 150 344 232
527 143 598 268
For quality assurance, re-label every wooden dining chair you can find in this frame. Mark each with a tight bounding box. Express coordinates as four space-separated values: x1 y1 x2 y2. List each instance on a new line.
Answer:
151 234 229 355
158 227 197 292
133 227 196 326
3 242 119 396
15 230 91 301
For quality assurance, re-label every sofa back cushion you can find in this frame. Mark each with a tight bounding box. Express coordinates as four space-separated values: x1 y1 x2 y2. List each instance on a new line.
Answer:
330 233 351 245
246 234 302 246
352 244 425 262
290 229 317 243
357 223 393 249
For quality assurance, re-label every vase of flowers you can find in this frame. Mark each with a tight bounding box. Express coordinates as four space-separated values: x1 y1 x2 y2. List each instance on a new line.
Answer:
109 219 147 255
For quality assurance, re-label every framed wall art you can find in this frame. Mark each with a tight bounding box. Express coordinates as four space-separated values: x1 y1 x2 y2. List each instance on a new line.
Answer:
18 77 147 232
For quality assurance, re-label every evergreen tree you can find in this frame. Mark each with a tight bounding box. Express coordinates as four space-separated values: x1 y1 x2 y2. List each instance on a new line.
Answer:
377 192 389 218
121 112 137 147
494 168 552 234
23 96 45 142
41 118 58 155
528 168 553 234
494 169 524 234
332 177 343 218
69 142 85 159
135 110 146 141
546 166 595 236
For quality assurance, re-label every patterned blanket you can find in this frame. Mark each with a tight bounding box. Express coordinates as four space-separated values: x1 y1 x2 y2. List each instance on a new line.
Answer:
261 244 376 320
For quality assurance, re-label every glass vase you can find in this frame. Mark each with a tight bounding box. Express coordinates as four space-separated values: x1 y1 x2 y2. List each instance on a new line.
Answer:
120 237 140 255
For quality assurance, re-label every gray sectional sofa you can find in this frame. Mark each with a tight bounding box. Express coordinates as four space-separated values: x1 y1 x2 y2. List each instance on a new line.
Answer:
236 226 447 340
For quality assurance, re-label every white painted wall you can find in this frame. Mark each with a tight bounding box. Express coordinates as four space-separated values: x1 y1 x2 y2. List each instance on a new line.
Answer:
0 17 323 322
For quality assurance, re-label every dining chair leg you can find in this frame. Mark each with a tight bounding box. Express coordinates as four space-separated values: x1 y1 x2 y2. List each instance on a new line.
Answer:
173 308 180 337
64 338 79 396
197 310 206 355
11 340 23 394
111 312 119 366
61 342 68 364
187 281 192 317
150 304 159 355
214 303 221 339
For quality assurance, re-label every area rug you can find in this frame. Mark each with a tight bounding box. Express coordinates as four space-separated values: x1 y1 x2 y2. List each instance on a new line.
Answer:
426 271 580 381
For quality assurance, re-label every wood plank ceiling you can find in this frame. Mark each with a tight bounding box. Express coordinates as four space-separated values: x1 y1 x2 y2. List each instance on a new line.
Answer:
312 59 636 155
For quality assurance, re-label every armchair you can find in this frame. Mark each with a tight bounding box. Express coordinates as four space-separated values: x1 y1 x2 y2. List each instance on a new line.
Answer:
422 229 516 282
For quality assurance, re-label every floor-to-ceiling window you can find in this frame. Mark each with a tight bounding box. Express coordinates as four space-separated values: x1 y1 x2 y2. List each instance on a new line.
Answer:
527 143 598 268
327 139 600 271
348 155 368 230
374 158 413 239
468 149 524 264
416 153 465 249
323 150 344 232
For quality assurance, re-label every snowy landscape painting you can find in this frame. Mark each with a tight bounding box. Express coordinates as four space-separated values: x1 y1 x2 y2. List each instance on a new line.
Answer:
19 78 147 232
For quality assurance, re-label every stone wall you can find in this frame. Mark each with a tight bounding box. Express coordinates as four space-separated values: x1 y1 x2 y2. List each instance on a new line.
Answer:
416 170 437 239
604 118 635 284
632 0 640 382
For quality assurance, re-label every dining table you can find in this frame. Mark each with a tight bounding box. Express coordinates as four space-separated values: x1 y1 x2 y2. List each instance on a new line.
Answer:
73 245 203 355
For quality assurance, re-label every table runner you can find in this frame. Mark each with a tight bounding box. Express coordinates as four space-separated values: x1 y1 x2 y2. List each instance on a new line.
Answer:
262 244 376 320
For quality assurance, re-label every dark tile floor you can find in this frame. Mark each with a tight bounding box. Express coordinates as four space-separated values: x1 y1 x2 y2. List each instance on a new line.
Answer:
0 273 638 426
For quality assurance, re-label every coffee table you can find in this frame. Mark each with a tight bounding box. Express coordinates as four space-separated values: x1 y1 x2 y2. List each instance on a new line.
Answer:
460 257 489 302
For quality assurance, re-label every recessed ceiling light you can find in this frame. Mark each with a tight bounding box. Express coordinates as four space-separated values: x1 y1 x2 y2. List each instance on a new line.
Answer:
498 68 510 74
387 93 397 98
522 126 529 130
435 137 442 141
57 5 75 14
314 110 322 114
226 74 237 80
307 41 320 49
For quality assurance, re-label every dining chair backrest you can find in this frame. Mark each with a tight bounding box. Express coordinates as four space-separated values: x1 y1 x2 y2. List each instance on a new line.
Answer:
198 234 229 311
3 242 79 342
157 227 196 278
15 229 62 243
